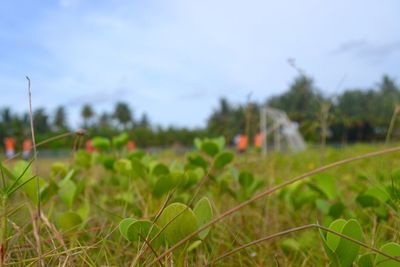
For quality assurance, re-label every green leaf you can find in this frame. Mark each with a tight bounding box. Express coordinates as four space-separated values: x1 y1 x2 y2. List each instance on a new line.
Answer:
153 175 176 198
114 159 132 176
112 133 129 149
51 162 68 178
319 229 340 267
201 141 219 157
194 138 203 150
375 242 400 267
158 203 198 246
214 152 234 170
320 227 340 267
77 201 90 221
92 136 111 151
357 194 380 208
326 219 346 251
39 178 59 204
358 253 375 267
316 199 330 214
187 240 202 252
321 219 363 267
312 174 337 200
193 197 213 239
213 136 225 151
152 163 170 177
187 153 208 170
59 179 77 208
335 219 363 267
365 187 390 204
99 154 115 171
239 171 254 189
127 150 146 160
131 158 147 179
328 202 345 219
119 218 162 247
58 211 82 231
280 238 301 254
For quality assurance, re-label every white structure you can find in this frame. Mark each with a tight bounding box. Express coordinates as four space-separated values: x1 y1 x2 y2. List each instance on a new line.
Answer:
260 107 306 155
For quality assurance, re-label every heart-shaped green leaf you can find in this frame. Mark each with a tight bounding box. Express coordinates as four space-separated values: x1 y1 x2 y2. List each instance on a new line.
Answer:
201 141 219 157
152 163 170 177
119 218 162 247
187 153 208 170
158 203 198 246
375 242 400 267
321 219 362 267
193 197 213 239
214 152 234 170
153 175 176 198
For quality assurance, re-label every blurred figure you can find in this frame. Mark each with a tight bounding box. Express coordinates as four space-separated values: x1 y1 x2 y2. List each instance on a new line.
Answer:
22 138 32 160
254 132 263 151
236 134 248 153
4 137 16 159
86 139 95 153
127 140 136 151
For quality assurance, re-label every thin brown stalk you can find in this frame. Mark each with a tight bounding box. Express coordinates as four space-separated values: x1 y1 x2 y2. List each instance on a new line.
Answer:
147 146 400 266
26 76 44 267
386 105 400 144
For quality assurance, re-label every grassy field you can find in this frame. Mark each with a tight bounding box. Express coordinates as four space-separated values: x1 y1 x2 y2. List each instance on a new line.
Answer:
1 139 400 266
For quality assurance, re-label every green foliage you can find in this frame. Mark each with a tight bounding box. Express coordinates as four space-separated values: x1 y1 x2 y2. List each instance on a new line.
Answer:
114 159 132 176
58 211 83 231
119 218 161 246
92 136 111 151
158 203 198 246
112 132 129 149
214 151 234 170
193 197 213 239
375 243 400 267
320 219 363 267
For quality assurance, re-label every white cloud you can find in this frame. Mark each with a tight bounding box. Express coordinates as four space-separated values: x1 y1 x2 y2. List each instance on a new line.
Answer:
1 0 400 127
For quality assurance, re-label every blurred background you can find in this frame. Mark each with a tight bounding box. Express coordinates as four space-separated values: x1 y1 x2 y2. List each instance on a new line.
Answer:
0 0 399 151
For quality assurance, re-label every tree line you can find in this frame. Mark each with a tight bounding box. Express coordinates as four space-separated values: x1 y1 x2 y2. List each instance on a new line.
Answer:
1 74 399 149
207 74 400 144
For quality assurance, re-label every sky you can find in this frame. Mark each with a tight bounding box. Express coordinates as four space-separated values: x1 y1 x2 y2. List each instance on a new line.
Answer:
0 0 399 128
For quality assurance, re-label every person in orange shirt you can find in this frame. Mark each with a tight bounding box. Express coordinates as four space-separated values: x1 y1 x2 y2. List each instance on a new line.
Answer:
254 132 263 151
127 140 136 151
236 134 248 153
4 137 16 159
22 138 32 160
86 140 95 153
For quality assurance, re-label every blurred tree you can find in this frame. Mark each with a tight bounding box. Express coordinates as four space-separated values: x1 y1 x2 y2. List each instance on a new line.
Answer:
138 113 150 128
53 106 68 131
267 75 324 122
113 102 132 129
81 104 94 128
33 108 50 134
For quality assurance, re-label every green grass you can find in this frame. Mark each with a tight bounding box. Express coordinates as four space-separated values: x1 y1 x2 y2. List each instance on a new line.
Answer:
1 142 400 266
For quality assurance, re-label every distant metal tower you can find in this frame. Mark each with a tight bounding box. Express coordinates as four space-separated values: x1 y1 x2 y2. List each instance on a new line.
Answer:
260 107 306 155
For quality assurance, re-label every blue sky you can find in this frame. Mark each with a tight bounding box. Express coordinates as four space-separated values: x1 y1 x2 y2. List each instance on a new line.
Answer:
0 0 399 128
